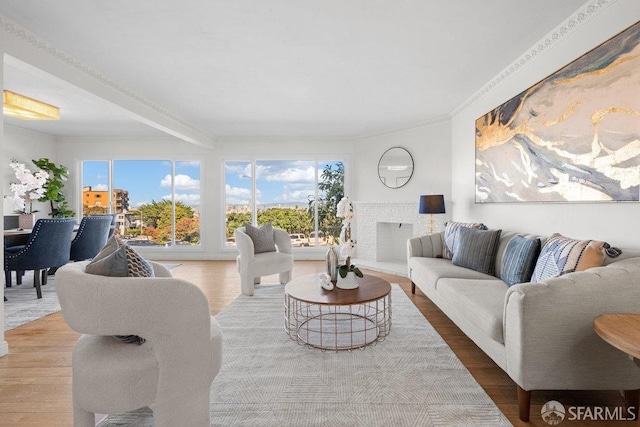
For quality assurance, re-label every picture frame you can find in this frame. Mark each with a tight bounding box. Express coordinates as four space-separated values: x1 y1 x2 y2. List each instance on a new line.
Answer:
475 20 640 203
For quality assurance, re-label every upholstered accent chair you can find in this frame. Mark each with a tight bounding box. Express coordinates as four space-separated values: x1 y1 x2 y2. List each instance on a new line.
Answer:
4 218 76 298
70 215 113 261
56 261 223 427
234 226 293 296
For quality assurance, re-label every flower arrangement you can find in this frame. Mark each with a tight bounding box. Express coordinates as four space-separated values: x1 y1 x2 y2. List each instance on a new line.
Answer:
5 159 48 214
336 196 363 278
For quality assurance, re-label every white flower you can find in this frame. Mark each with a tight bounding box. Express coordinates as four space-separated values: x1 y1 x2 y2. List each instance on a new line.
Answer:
5 160 48 214
336 196 352 218
336 196 357 263
340 239 356 259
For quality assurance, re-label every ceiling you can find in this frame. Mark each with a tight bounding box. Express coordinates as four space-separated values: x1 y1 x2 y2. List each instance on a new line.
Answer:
0 0 588 139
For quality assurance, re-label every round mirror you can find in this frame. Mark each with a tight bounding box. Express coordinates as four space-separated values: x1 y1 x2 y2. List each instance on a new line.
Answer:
378 147 414 188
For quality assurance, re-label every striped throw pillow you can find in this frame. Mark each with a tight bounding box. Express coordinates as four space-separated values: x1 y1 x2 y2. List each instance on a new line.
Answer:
442 221 488 260
501 235 541 286
452 227 502 275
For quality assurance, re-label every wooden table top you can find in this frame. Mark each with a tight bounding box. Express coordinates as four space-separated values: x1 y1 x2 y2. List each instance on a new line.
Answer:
285 274 391 305
594 313 640 360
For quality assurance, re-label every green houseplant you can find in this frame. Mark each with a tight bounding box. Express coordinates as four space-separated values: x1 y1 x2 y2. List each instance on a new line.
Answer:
32 158 75 218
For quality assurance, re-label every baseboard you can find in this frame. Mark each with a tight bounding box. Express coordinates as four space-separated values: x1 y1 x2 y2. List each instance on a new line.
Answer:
0 340 8 357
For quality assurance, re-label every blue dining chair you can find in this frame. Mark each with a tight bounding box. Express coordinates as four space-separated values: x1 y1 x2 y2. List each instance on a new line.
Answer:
70 215 113 261
4 218 76 299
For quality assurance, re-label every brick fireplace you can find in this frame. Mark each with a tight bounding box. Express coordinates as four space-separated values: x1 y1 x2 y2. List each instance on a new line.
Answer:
352 201 446 276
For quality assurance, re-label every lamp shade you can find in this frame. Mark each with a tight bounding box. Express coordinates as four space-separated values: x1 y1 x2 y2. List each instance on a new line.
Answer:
419 195 445 214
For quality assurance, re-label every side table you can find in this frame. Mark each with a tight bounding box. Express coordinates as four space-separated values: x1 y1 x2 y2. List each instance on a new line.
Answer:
593 313 640 417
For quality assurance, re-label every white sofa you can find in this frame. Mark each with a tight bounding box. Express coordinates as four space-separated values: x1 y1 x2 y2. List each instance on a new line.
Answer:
408 229 640 421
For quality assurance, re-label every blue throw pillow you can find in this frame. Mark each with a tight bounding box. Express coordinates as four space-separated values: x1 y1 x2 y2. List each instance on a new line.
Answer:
501 235 541 286
452 227 502 275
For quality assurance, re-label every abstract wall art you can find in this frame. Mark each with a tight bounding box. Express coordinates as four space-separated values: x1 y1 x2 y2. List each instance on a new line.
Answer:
475 20 640 203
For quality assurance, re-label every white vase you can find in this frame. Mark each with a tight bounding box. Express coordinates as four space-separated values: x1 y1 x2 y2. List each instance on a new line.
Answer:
18 213 35 230
336 271 359 289
325 246 339 283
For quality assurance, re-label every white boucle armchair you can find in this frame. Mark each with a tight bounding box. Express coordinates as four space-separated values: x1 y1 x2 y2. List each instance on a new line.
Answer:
234 226 293 296
56 261 223 427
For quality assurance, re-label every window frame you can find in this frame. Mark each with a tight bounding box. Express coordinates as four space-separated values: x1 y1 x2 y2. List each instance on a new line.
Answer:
79 157 204 252
221 156 348 252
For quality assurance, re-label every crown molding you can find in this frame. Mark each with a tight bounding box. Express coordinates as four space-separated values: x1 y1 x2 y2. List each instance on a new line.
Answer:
0 16 215 146
450 0 616 117
353 114 452 141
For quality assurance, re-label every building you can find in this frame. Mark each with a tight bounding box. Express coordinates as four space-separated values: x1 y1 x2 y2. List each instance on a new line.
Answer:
82 187 129 214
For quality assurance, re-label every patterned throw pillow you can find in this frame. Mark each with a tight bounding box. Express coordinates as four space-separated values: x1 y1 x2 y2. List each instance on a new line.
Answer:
452 227 502 275
86 244 154 278
530 233 620 283
244 222 277 254
442 221 488 260
501 235 541 286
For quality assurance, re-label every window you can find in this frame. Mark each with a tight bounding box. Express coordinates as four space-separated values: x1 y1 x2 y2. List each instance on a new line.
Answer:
224 161 252 245
81 160 201 247
224 160 344 247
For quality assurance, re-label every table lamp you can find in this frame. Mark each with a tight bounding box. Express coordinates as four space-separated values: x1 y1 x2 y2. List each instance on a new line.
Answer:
419 195 445 235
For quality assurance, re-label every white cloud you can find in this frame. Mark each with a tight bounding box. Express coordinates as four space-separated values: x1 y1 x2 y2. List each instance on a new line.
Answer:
92 183 108 191
255 163 315 184
160 174 200 190
226 197 250 205
162 193 200 205
274 189 313 203
225 184 251 198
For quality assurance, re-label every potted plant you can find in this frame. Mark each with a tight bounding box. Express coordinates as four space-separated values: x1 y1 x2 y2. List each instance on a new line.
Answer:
5 159 48 228
32 158 75 218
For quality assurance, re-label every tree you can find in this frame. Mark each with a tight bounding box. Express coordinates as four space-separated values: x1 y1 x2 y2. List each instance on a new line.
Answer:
135 200 197 244
32 158 75 218
308 162 344 240
176 217 200 244
84 205 109 215
226 212 251 238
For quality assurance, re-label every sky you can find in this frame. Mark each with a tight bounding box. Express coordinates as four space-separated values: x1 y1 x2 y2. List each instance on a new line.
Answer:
82 159 341 210
225 160 342 207
82 160 200 208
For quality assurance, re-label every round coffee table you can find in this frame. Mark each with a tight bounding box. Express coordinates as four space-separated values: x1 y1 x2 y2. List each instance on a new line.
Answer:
284 274 392 350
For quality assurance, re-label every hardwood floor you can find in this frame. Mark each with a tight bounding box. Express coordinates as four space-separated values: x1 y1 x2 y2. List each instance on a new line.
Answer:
0 260 634 426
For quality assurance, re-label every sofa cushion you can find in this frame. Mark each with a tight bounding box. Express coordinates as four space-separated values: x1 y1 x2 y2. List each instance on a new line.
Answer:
531 233 613 282
409 257 497 293
244 222 277 254
501 235 541 286
437 278 509 344
442 221 487 259
452 227 501 275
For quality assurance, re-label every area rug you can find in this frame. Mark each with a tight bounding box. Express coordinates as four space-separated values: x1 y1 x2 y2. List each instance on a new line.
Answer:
99 284 511 426
3 263 181 332
3 271 60 331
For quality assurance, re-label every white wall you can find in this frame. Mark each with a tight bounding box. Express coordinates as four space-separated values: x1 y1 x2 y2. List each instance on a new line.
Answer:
2 125 57 218
352 121 453 228
451 0 640 249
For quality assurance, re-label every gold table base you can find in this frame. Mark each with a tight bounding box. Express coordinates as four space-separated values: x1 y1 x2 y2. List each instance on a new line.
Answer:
284 293 391 350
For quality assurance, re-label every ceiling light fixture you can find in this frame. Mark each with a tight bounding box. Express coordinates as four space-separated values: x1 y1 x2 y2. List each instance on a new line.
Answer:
3 90 60 120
